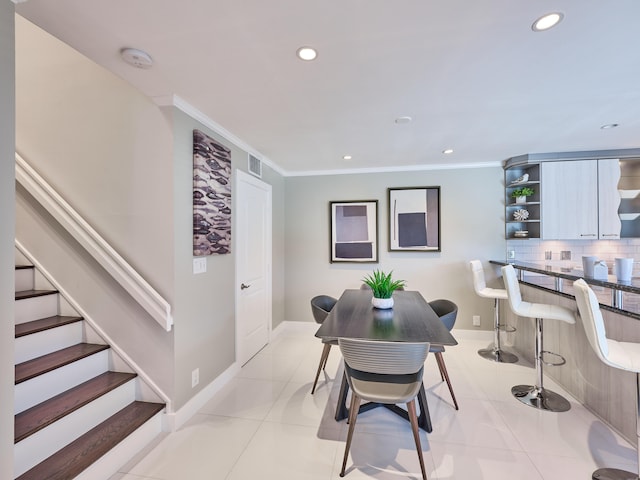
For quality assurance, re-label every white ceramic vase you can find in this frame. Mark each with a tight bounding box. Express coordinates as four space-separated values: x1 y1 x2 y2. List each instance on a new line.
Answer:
372 297 394 309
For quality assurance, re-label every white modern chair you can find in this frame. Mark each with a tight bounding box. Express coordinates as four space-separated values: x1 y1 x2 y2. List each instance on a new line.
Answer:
470 260 518 363
574 278 640 480
501 264 575 412
338 338 430 480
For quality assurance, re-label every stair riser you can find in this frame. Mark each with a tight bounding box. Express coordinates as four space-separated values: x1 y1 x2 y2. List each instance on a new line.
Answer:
15 322 84 364
15 350 109 414
14 380 136 478
15 268 34 292
15 295 58 325
75 411 164 480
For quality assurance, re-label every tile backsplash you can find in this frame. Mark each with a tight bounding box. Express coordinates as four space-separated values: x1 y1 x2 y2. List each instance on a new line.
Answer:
506 238 640 277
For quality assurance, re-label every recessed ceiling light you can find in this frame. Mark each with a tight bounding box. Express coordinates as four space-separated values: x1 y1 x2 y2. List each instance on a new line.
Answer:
601 123 619 129
395 116 412 125
120 47 153 69
296 47 317 61
442 149 454 154
532 12 564 31
343 155 353 160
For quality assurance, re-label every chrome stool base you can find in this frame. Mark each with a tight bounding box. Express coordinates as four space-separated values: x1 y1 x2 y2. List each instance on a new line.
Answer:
477 347 518 363
511 385 571 412
592 468 638 479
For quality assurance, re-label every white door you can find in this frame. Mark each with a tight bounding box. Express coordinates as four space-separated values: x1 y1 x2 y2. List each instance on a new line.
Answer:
235 170 272 365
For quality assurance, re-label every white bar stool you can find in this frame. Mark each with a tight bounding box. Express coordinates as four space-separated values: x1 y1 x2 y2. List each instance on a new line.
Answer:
502 264 575 412
574 278 640 480
470 260 518 363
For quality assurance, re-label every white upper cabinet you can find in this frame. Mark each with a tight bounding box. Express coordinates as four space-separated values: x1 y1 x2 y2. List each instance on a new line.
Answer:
541 159 621 240
598 159 621 239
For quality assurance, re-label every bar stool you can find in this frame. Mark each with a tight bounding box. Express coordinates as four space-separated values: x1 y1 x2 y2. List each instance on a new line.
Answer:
501 264 575 412
574 278 640 480
470 260 518 363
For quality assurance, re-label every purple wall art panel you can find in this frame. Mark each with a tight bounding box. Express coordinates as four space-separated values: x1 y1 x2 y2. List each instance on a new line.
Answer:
193 129 232 256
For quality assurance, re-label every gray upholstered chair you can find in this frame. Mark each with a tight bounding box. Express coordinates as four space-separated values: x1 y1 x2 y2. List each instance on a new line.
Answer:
470 260 518 363
502 264 575 412
338 338 430 480
310 295 338 394
574 278 640 480
428 299 459 410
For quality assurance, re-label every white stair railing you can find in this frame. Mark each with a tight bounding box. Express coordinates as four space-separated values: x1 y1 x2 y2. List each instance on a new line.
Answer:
15 153 173 331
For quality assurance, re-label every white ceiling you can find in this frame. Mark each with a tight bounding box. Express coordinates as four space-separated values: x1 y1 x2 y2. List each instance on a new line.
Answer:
15 0 640 175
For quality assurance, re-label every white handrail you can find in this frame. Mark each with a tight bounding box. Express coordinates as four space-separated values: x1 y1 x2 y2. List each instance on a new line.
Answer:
15 153 173 331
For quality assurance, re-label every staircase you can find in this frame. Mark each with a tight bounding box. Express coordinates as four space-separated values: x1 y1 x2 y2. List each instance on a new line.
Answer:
14 263 165 479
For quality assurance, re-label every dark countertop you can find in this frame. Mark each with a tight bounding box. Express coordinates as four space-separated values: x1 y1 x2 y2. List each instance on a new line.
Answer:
490 260 640 294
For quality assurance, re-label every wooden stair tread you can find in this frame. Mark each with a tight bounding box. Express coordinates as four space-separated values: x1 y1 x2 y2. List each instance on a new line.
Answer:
15 371 137 443
15 343 110 384
15 315 84 338
15 289 58 300
16 401 165 480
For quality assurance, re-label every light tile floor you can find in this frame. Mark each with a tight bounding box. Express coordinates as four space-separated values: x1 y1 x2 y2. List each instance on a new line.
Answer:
111 326 638 480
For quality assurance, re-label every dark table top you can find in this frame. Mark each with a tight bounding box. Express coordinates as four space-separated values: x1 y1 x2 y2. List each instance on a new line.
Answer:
315 289 458 346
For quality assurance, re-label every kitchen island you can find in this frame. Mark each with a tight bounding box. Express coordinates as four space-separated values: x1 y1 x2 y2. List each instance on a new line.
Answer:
489 259 640 446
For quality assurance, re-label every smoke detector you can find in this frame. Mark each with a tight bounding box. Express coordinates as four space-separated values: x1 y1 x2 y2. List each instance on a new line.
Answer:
120 48 153 69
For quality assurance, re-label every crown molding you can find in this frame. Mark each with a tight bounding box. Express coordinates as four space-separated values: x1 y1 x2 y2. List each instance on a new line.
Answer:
286 161 502 177
152 94 287 177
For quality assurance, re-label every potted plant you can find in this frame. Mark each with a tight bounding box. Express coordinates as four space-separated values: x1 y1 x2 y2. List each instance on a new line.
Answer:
511 186 535 204
362 269 406 309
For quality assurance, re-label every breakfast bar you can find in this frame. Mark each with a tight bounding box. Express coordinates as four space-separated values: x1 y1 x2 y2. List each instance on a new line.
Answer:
489 259 640 446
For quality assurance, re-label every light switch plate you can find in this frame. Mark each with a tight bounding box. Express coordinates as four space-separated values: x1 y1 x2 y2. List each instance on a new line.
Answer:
193 257 207 274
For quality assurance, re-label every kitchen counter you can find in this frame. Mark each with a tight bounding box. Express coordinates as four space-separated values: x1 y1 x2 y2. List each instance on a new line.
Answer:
490 259 640 317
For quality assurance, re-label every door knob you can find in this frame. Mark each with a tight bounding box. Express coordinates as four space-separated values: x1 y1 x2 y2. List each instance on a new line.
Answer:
241 283 251 290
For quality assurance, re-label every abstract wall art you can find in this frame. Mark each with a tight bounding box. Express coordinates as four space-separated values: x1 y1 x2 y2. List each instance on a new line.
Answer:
330 200 378 263
193 129 232 256
388 187 440 252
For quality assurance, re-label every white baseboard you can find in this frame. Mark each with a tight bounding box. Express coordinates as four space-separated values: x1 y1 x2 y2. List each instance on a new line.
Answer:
163 361 241 432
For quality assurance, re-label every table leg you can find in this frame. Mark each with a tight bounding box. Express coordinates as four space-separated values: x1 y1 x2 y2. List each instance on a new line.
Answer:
417 383 433 433
334 373 433 433
335 371 350 422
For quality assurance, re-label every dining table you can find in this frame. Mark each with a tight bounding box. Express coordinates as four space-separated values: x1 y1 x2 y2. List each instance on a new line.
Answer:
315 288 458 432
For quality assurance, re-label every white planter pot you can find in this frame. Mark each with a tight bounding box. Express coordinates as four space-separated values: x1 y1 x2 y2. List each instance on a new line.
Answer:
372 297 394 309
515 195 527 204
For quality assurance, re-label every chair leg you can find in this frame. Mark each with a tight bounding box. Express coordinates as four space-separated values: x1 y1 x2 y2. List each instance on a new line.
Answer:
311 343 332 394
435 352 459 410
340 393 361 477
407 399 428 480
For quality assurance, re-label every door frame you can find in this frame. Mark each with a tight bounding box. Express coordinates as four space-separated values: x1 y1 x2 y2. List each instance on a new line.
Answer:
234 169 272 364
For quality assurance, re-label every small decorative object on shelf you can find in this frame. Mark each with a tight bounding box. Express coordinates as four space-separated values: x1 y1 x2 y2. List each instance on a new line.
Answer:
510 173 529 185
362 269 406 309
514 230 529 238
513 209 530 221
511 187 535 204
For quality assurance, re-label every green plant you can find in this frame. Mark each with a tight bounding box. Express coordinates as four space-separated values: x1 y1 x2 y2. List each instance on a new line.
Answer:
511 187 535 198
362 270 406 299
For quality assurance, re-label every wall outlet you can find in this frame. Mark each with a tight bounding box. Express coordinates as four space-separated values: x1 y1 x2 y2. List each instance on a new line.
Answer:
561 250 572 260
193 257 207 274
508 250 515 259
472 315 481 327
191 368 199 388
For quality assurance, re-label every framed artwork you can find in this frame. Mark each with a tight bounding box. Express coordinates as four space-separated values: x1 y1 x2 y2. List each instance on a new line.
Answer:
330 200 378 263
388 187 440 252
193 129 232 256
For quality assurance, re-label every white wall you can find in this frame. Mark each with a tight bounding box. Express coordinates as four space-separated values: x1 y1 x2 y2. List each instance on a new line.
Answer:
15 16 174 296
285 167 507 330
0 3 15 477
